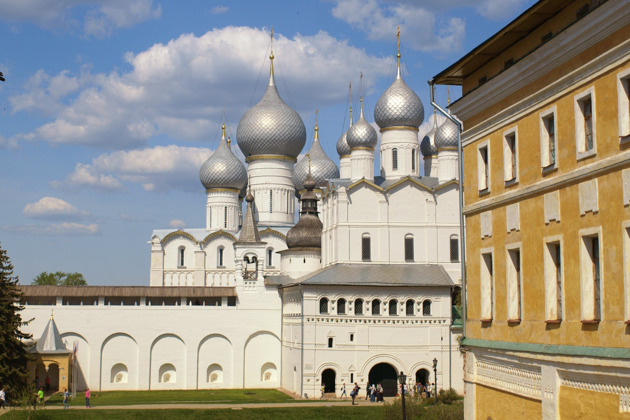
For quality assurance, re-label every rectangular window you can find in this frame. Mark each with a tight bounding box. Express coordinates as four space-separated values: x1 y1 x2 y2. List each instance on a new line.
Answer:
478 142 490 193
617 70 630 139
372 300 381 315
392 148 398 170
328 337 333 348
404 236 414 261
269 190 273 213
354 299 363 315
506 247 522 322
503 130 517 182
218 248 224 267
227 297 237 306
362 236 371 261
480 251 494 321
224 206 228 228
575 88 596 158
540 112 556 169
450 237 459 262
580 233 601 321
411 149 416 171
350 333 354 342
624 226 630 322
544 241 563 321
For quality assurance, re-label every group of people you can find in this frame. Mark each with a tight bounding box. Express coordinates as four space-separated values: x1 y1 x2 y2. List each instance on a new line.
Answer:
412 382 436 399
338 382 385 405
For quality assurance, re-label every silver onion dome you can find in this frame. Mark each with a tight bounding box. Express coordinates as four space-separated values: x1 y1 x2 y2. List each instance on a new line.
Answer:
294 125 340 191
336 107 352 157
374 66 424 129
200 125 247 190
435 118 459 150
286 172 322 249
420 119 438 157
236 55 306 159
346 99 377 150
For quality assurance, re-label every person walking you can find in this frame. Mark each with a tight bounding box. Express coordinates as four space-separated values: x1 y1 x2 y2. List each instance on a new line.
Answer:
377 384 384 402
63 388 69 409
340 383 347 399
320 385 325 399
0 387 5 409
351 382 360 405
85 388 90 408
37 387 44 407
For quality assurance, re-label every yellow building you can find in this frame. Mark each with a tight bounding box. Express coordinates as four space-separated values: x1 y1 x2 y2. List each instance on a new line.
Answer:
432 0 630 418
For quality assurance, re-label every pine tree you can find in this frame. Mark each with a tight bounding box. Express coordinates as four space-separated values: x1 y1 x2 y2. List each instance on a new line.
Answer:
0 243 31 396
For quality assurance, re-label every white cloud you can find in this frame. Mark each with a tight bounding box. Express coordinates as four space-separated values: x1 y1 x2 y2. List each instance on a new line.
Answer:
169 219 186 229
4 222 100 235
52 145 212 192
11 26 390 149
210 5 228 14
23 196 90 220
0 134 19 149
331 0 465 54
0 0 161 38
475 0 531 21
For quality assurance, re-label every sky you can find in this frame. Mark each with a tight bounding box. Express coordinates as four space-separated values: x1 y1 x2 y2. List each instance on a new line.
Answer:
0 0 536 286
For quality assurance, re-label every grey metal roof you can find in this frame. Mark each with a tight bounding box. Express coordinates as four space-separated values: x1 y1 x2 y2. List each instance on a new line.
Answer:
236 192 263 244
293 129 339 190
19 285 237 298
31 317 70 354
276 263 454 288
374 66 424 129
199 128 247 190
328 175 440 191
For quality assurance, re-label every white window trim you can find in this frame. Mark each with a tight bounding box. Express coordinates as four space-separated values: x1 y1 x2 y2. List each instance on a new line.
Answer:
480 247 494 321
543 235 564 322
574 87 597 160
502 127 518 184
505 243 522 322
617 68 630 141
539 106 557 170
477 139 490 193
623 221 630 322
579 227 603 322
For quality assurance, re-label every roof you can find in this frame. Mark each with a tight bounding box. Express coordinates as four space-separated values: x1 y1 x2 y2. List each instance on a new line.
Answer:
152 226 289 244
327 175 442 191
19 285 237 298
431 0 574 86
272 263 455 288
30 317 71 354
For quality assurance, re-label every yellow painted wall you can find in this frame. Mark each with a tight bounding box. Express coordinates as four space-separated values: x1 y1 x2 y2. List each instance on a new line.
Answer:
475 384 541 420
559 386 630 419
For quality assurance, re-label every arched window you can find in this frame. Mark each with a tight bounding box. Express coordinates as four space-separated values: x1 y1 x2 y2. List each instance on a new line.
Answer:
207 364 223 383
406 299 415 316
392 148 398 170
338 298 346 315
269 189 273 213
354 299 363 315
320 297 329 314
405 235 414 262
159 363 176 383
224 206 228 228
362 234 371 261
389 299 398 316
111 363 128 384
450 235 459 262
267 248 274 267
372 299 381 315
411 149 416 171
178 246 185 267
423 300 432 316
217 246 224 267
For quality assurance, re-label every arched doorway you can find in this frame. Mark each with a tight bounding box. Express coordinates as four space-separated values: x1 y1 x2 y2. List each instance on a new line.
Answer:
368 363 398 397
321 368 336 393
416 368 430 387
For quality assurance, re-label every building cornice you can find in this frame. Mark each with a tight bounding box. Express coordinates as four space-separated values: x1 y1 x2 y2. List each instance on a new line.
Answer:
245 154 297 163
380 126 419 133
200 230 237 244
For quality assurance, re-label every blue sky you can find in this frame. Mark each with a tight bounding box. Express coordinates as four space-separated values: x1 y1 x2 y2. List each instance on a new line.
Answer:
0 0 535 286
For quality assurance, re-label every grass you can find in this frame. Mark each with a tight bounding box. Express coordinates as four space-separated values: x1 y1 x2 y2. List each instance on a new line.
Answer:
2 406 385 420
43 389 295 407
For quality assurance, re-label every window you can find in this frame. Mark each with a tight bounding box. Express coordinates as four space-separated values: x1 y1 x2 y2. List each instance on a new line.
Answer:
328 337 333 348
269 190 273 213
506 248 522 322
574 88 596 158
287 193 290 214
227 296 236 306
354 299 363 315
411 149 416 171
406 299 414 316
338 298 346 315
617 70 630 139
624 226 630 322
481 251 494 321
544 241 562 321
540 108 557 169
503 129 517 182
362 234 371 261
218 247 224 267
388 299 398 316
450 236 459 262
422 300 432 316
320 297 329 314
223 206 228 228
404 235 414 261
178 246 185 267
392 148 398 170
371 299 381 315
349 333 354 342
267 248 273 267
477 142 490 192
580 233 601 321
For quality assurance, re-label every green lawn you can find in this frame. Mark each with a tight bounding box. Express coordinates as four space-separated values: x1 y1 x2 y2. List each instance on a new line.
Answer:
3 406 384 420
44 389 295 407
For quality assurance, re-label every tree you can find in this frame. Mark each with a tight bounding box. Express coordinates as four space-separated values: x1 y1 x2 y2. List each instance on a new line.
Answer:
0 243 31 395
32 271 87 286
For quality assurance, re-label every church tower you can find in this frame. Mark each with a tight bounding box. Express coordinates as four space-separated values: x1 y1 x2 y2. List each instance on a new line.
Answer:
347 74 377 182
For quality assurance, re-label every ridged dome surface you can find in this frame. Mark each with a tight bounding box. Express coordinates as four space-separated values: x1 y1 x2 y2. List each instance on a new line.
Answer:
294 129 339 190
200 130 247 190
237 72 306 158
374 74 424 129
347 109 377 150
420 123 438 157
435 119 459 150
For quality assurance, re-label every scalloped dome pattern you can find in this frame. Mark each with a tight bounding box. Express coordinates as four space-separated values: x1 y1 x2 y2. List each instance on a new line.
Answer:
336 130 351 157
374 77 424 129
347 115 377 149
200 134 247 190
435 119 459 150
294 137 339 190
420 124 438 157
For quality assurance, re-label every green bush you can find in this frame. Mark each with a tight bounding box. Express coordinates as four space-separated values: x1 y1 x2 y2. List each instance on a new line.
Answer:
381 391 463 420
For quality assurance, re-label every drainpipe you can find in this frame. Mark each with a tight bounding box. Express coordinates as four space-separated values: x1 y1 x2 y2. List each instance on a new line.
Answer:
300 284 304 398
428 79 466 341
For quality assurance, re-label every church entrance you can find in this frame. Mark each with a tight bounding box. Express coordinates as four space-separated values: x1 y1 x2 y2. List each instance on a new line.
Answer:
416 368 430 386
321 369 336 393
368 363 398 397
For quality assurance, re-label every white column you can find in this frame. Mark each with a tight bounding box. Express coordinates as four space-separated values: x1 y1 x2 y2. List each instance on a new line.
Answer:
350 148 374 182
247 158 296 226
339 156 351 178
438 149 459 182
379 129 419 180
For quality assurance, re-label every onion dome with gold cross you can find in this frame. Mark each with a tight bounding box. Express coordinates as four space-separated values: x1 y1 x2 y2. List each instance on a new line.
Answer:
286 170 323 249
374 30 424 130
294 117 340 192
236 35 306 160
346 75 378 150
200 123 248 191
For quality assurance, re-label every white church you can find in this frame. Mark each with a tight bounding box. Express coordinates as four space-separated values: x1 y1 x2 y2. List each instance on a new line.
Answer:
20 40 464 398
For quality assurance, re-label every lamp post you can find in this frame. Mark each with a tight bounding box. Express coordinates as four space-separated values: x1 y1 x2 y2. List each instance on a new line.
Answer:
398 371 407 420
432 358 438 403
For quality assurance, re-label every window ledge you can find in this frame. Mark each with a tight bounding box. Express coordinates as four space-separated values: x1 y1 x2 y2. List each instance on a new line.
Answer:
507 319 521 324
625 320 630 325
576 149 596 161
541 165 558 175
581 319 600 324
478 188 490 196
545 319 562 324
480 318 493 323
504 178 518 187
620 134 630 144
